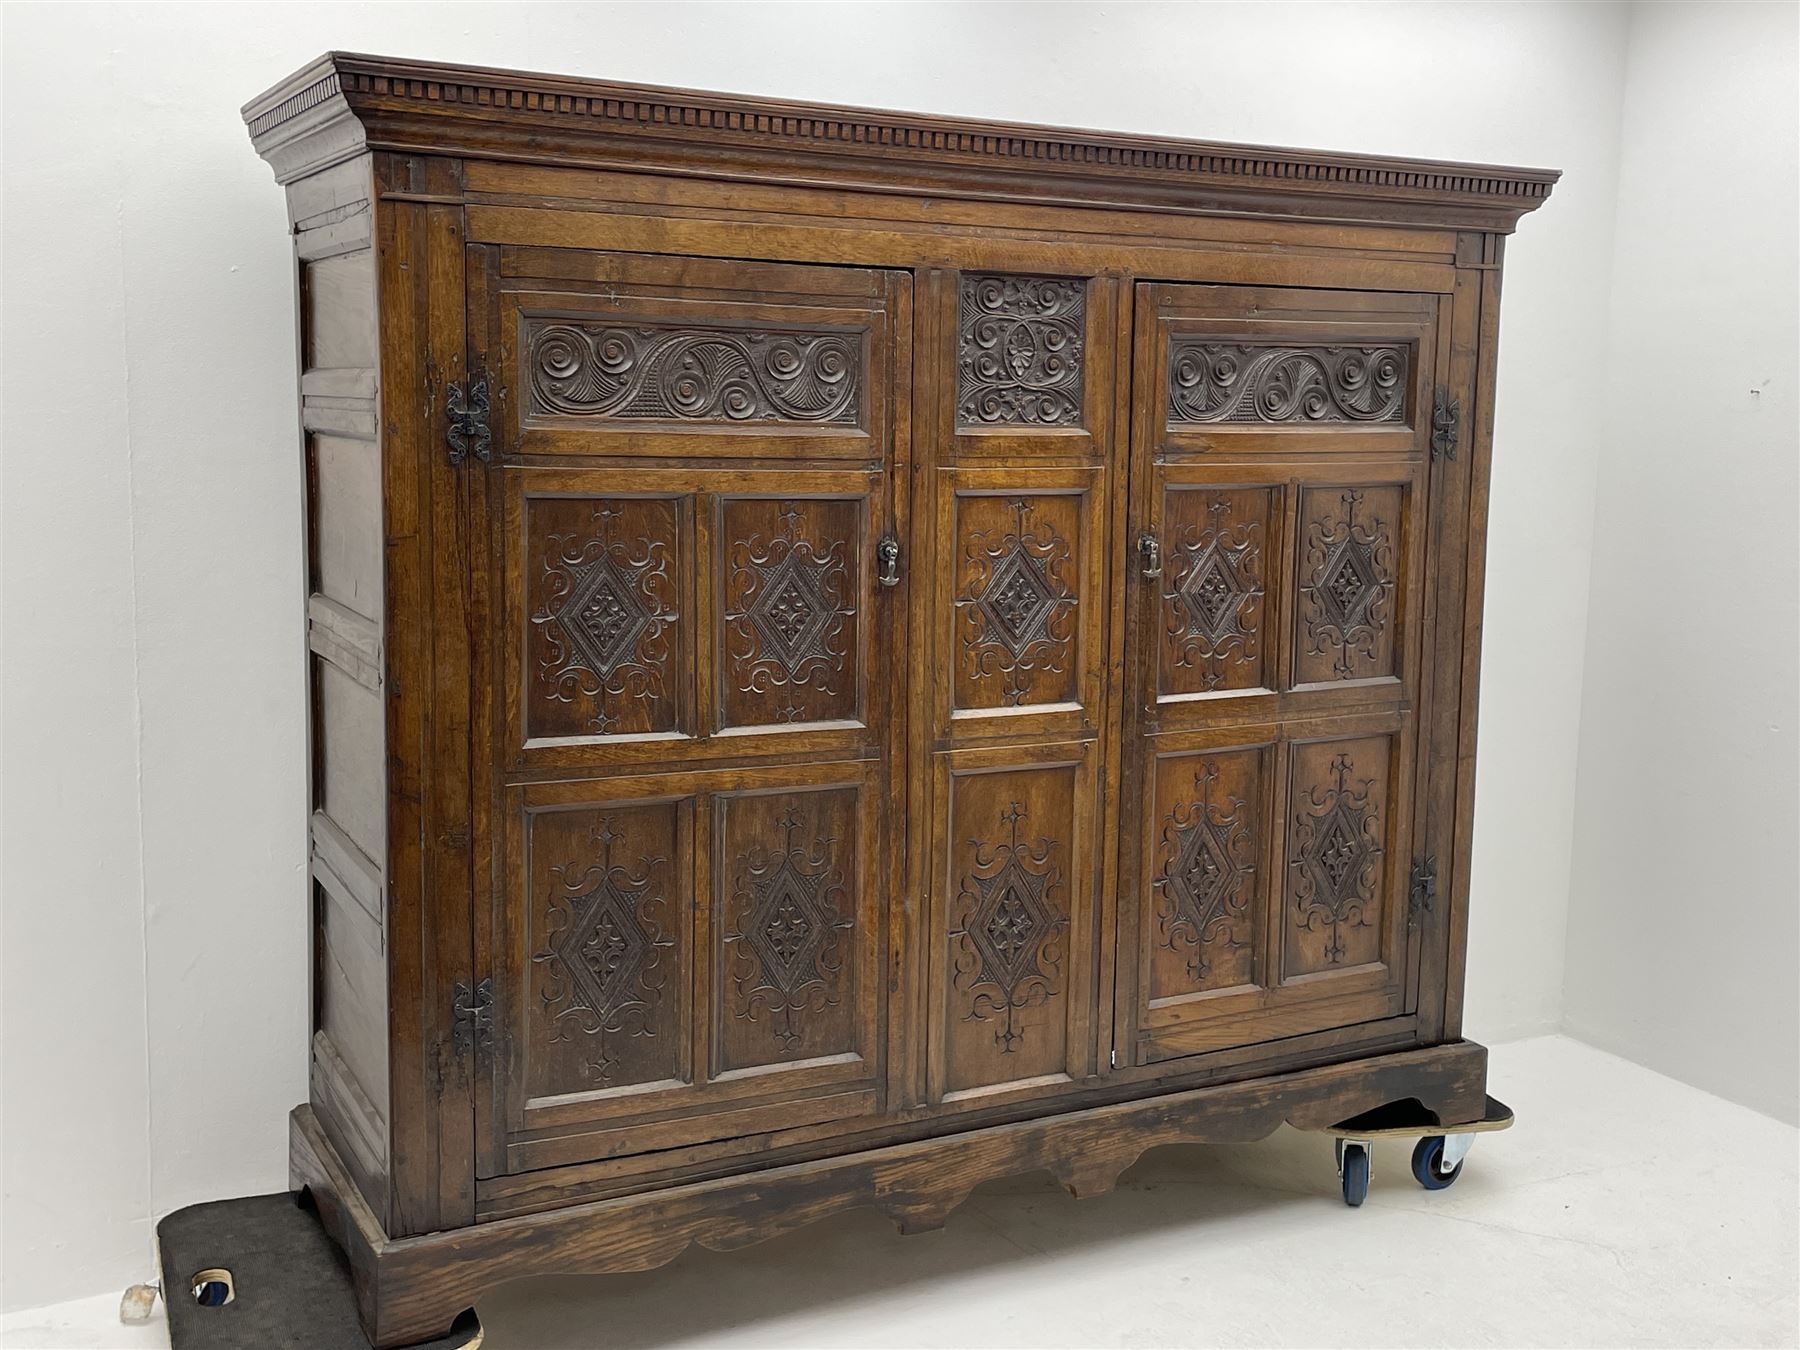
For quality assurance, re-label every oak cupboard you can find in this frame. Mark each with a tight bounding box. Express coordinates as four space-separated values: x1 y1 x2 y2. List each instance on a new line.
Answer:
243 53 1556 1346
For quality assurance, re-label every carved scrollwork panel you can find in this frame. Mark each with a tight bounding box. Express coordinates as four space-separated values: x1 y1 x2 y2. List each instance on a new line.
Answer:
526 496 683 739
956 274 1087 428
525 318 864 426
1295 485 1400 685
527 802 684 1094
1167 341 1408 425
1284 739 1389 977
720 498 861 730
953 495 1080 712
717 788 860 1071
1148 749 1264 1001
1158 487 1272 697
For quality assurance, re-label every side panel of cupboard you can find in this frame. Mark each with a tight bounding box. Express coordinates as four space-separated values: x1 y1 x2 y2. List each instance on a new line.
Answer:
292 154 394 1226
466 248 912 1177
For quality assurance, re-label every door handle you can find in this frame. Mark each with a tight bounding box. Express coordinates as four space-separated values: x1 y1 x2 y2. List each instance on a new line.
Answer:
1138 532 1163 579
876 534 902 588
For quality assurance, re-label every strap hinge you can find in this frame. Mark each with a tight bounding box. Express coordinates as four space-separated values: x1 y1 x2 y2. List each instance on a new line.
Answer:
1431 388 1461 462
446 371 492 466
451 978 495 1057
1409 855 1439 923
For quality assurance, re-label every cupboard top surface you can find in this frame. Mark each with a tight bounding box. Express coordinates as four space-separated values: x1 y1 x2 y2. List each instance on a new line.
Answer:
243 52 1558 231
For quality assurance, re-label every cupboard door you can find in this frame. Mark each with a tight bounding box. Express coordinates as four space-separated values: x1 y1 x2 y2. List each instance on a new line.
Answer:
917 271 1122 1108
468 251 908 1175
1118 283 1441 1067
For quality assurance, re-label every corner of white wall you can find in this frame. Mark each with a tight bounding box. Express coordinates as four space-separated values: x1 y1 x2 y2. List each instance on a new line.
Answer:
1562 0 1800 1125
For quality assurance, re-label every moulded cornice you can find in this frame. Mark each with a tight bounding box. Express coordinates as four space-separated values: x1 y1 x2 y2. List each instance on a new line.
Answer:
244 52 1559 232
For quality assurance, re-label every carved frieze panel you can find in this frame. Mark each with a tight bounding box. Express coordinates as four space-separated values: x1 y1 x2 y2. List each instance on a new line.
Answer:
526 496 683 739
1295 485 1400 685
1159 487 1272 698
720 498 861 729
1149 749 1263 1001
527 801 685 1096
1168 342 1408 425
525 318 864 425
1284 738 1389 977
954 495 1080 711
717 788 860 1071
956 274 1086 428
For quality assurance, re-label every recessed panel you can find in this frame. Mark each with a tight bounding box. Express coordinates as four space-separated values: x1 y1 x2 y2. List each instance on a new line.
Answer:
715 786 863 1073
942 762 1078 1093
1147 746 1267 1004
524 495 685 741
524 317 865 427
952 493 1081 712
1168 341 1408 426
718 497 863 730
1158 486 1275 698
1283 736 1393 979
957 273 1086 428
523 799 689 1102
1293 484 1402 686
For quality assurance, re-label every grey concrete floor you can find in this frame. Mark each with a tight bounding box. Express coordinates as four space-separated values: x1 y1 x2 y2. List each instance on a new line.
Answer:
6 1036 1796 1349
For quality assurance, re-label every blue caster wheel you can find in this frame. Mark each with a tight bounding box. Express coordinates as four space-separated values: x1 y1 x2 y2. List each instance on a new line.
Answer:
1411 1134 1464 1190
1339 1141 1370 1207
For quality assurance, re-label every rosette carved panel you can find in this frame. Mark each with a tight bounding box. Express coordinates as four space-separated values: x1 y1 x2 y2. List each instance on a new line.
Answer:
956 274 1087 427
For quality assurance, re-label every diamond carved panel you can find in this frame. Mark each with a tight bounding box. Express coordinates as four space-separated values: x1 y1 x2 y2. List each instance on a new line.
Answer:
1296 486 1399 685
721 498 861 729
527 496 682 739
954 496 1079 711
1160 489 1270 697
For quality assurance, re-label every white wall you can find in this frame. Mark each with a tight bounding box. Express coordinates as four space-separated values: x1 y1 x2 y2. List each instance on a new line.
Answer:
1564 2 1800 1126
1 0 1630 1312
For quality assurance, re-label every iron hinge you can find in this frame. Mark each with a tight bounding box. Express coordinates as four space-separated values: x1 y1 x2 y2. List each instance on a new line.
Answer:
1409 855 1439 923
446 371 492 466
1431 389 1460 462
450 978 495 1057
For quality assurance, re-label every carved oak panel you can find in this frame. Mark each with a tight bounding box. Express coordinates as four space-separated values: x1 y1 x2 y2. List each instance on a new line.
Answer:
956 274 1086 428
524 800 686 1101
525 495 684 740
1283 736 1392 978
1294 485 1401 686
715 787 861 1072
525 318 864 426
719 497 861 730
1167 341 1409 425
1159 487 1274 698
1148 747 1265 1003
953 494 1081 712
942 761 1079 1094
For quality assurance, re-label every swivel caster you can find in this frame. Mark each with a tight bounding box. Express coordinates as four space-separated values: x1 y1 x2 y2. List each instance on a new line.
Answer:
1411 1133 1472 1190
1334 1138 1371 1207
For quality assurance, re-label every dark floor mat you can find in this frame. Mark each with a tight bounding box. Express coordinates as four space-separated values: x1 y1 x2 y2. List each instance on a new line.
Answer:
157 1193 480 1349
